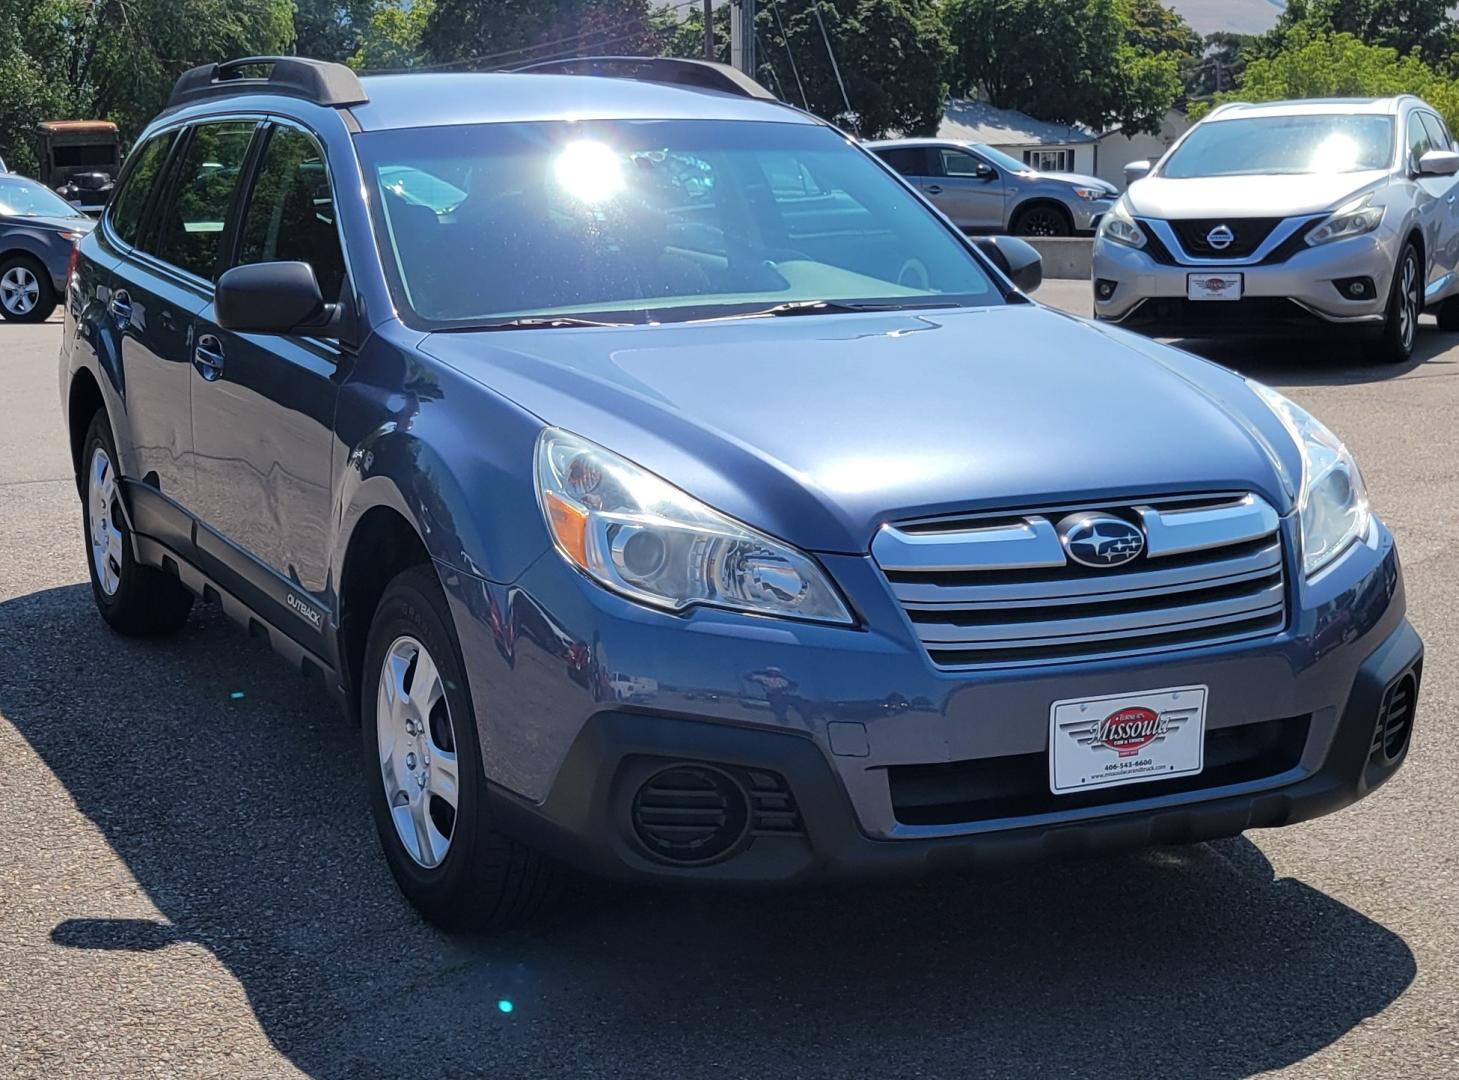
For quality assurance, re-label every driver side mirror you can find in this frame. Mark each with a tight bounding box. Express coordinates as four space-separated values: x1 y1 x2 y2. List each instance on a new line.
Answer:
1418 149 1459 177
975 162 997 181
215 261 341 337
1123 160 1152 186
973 235 1043 294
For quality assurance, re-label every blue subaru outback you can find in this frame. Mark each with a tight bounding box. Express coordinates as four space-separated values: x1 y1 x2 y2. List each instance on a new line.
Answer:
60 57 1422 929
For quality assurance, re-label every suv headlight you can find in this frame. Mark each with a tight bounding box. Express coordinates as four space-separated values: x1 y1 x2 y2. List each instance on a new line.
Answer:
1073 186 1113 202
1098 200 1145 248
1306 193 1384 247
535 428 853 624
1248 382 1370 576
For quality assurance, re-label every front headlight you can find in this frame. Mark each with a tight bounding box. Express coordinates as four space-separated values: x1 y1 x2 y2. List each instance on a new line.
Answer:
1247 382 1370 576
1098 200 1145 248
1305 193 1384 247
1073 186 1113 202
535 428 853 624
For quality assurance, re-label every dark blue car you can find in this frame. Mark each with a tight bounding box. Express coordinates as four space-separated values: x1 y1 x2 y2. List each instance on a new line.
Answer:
60 57 1422 930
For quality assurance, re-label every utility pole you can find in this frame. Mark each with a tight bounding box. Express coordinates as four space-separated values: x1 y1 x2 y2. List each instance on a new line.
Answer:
704 0 714 61
730 0 755 76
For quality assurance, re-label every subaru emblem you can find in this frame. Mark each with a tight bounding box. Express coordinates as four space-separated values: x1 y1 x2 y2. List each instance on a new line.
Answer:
1056 513 1146 568
1206 224 1234 250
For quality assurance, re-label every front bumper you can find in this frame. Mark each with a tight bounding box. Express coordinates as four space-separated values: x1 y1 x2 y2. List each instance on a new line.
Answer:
1092 227 1397 329
1071 199 1113 234
443 513 1420 884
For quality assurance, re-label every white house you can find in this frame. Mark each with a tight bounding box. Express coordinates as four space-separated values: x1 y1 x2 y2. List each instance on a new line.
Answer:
1093 108 1191 187
937 99 1098 175
935 100 1191 188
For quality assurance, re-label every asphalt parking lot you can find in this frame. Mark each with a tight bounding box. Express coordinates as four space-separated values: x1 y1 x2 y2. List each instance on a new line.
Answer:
2 288 1457 1080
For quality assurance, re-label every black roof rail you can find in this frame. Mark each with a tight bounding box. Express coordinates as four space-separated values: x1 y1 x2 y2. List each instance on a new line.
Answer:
167 56 369 110
515 56 777 101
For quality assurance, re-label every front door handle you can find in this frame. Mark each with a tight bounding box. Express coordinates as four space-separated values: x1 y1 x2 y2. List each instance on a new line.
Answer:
194 334 225 381
924 184 943 194
108 290 132 325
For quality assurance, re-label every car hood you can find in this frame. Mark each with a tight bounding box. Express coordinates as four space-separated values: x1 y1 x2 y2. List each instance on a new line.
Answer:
1126 171 1387 218
1038 170 1114 194
4 214 93 233
420 306 1299 554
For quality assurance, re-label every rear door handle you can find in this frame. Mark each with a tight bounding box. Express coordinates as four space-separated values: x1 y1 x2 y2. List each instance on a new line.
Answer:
108 290 132 324
193 334 225 381
924 184 943 194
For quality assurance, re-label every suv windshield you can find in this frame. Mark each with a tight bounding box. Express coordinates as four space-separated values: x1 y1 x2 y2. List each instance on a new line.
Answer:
974 144 1034 174
0 176 86 218
1161 114 1394 178
355 119 1001 327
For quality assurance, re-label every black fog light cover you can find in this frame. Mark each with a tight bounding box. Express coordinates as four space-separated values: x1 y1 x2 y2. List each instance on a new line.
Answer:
1334 276 1376 301
1095 278 1118 301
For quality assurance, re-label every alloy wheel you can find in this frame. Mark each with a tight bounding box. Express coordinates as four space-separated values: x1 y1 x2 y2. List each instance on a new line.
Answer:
376 635 461 869
1400 253 1418 352
88 447 123 596
0 265 39 316
1018 209 1064 237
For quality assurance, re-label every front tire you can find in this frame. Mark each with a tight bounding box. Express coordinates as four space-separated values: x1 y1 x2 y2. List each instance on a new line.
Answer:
80 411 193 635
1363 242 1421 364
362 565 556 931
0 255 57 323
1011 204 1072 237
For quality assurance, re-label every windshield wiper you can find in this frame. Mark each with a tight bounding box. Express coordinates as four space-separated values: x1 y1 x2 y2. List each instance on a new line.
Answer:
690 299 956 323
463 316 634 332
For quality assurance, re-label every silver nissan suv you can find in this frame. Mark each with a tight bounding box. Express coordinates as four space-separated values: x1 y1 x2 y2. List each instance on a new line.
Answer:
1092 96 1459 363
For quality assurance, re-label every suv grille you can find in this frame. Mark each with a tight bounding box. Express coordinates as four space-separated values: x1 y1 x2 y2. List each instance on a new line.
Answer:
1170 218 1284 258
872 494 1287 669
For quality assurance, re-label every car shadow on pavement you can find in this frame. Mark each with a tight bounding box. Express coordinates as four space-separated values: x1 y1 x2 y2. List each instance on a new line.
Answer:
1 584 1416 1080
1169 321 1457 387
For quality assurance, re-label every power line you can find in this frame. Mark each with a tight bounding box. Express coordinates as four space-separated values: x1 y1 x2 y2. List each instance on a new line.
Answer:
810 0 852 125
767 0 809 110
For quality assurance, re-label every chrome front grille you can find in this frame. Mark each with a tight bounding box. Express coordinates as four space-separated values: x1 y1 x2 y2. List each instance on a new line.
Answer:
872 494 1287 669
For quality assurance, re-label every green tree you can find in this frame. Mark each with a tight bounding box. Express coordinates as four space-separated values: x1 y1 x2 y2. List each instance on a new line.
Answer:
422 0 660 69
293 0 378 62
350 0 435 70
0 0 294 171
1186 32 1255 100
943 0 1181 134
747 0 951 137
1260 0 1457 68
1201 28 1459 131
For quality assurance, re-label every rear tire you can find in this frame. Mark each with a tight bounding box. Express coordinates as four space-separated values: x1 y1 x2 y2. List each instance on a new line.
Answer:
1011 204 1072 237
362 565 557 931
0 255 57 323
80 411 194 635
1363 242 1420 364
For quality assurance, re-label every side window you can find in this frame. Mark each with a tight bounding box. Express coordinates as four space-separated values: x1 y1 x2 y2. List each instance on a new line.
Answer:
877 147 929 177
155 120 258 280
1407 113 1434 169
1420 112 1451 154
108 131 176 248
236 126 347 303
940 149 987 178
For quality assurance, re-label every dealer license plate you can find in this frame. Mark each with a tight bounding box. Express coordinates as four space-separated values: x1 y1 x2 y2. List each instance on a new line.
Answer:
1049 685 1207 794
1187 273 1242 300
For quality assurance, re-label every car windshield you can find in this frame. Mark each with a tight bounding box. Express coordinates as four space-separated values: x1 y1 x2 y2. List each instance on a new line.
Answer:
0 177 85 218
1161 114 1394 178
355 119 1002 327
974 143 1034 174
